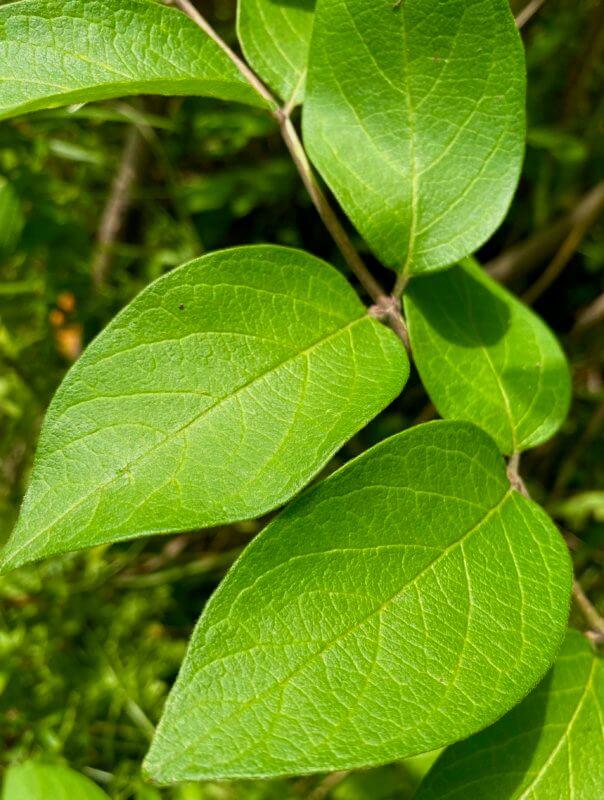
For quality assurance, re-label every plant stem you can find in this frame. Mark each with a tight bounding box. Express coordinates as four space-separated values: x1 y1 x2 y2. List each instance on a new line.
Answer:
170 0 276 109
515 0 547 29
169 0 410 349
572 580 604 642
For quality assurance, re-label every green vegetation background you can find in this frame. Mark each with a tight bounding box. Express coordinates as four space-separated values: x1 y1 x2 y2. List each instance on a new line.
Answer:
0 0 602 797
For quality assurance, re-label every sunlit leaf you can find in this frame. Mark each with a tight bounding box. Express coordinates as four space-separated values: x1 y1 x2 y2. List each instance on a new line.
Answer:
144 421 571 782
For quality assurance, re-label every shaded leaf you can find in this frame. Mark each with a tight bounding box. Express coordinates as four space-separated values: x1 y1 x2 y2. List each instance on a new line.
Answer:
3 762 109 800
0 0 268 121
415 630 604 799
238 0 315 104
144 421 571 782
404 258 571 454
303 0 525 274
1 246 407 571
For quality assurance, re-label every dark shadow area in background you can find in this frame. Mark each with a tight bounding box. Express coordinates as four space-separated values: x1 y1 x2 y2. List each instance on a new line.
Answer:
267 0 315 10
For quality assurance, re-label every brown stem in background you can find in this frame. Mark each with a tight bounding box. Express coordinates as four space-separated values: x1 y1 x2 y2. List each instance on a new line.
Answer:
92 123 148 288
522 182 604 304
515 0 548 29
486 182 604 285
572 292 604 336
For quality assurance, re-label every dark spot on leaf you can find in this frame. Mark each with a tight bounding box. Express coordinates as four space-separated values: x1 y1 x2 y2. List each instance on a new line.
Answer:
179 304 185 311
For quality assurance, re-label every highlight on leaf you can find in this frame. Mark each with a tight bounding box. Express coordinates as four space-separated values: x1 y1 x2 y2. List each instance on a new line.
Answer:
0 246 408 572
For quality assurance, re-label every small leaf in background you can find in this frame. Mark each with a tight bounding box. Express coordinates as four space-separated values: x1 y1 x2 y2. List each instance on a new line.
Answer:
1 246 408 571
144 421 571 783
303 0 525 274
0 0 268 122
0 177 24 258
2 762 109 800
238 0 316 105
405 258 571 454
415 630 604 799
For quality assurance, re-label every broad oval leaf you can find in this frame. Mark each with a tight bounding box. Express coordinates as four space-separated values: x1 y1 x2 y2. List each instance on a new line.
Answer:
0 0 268 121
144 421 571 782
415 630 604 799
303 0 525 274
238 0 315 105
0 246 407 572
404 258 571 454
3 762 109 800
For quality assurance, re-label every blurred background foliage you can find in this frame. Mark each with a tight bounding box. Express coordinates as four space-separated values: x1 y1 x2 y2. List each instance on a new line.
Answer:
0 0 602 797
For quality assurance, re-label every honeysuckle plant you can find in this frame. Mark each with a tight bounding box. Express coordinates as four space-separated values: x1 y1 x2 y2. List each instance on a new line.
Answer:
1 0 602 795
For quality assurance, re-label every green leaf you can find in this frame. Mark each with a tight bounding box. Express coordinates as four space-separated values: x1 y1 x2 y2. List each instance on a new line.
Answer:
238 0 315 105
303 0 525 274
3 762 109 800
144 420 571 783
404 258 571 454
415 630 604 799
0 0 268 121
1 246 407 571
0 177 24 257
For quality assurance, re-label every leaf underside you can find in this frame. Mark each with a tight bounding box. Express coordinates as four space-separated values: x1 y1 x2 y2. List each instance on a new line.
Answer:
0 0 267 121
1 246 407 572
144 420 571 783
416 630 604 799
405 258 571 454
237 0 316 104
303 0 525 274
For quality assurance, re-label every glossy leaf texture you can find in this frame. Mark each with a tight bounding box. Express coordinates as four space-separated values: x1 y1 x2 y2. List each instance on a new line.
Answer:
0 0 268 122
404 258 571 454
3 762 109 800
303 0 525 275
0 246 408 572
415 630 604 799
238 0 315 104
144 421 571 783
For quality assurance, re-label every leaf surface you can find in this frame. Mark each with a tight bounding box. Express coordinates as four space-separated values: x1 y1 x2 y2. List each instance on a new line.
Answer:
404 258 571 454
1 246 407 571
144 421 571 782
415 630 604 799
238 0 315 104
0 0 267 121
303 0 525 274
3 763 109 800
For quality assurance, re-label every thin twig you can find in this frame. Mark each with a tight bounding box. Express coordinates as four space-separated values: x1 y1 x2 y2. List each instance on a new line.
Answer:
572 292 604 335
170 0 276 109
169 0 410 349
523 182 604 304
92 123 148 287
305 771 350 800
515 0 547 29
486 182 604 284
572 580 604 643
